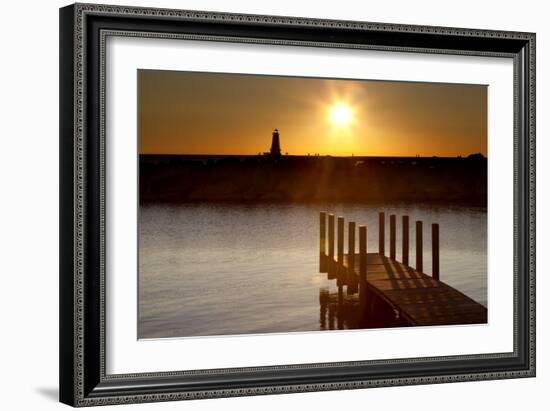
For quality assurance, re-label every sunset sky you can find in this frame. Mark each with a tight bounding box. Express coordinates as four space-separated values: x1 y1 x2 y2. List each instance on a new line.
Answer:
139 70 487 157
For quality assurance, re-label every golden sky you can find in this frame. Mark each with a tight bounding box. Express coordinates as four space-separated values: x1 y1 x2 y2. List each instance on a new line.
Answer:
139 70 487 157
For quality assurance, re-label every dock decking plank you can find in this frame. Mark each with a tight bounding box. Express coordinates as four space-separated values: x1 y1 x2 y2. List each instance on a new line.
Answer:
331 252 487 326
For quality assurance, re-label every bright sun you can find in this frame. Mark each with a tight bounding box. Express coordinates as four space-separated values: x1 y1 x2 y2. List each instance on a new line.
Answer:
329 103 353 127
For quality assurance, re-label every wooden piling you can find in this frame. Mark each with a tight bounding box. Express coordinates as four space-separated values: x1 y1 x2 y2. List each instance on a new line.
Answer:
328 214 335 279
337 290 344 329
432 223 440 280
319 288 328 330
402 215 409 266
319 212 327 272
390 214 396 260
359 225 367 312
416 220 423 272
347 221 357 293
337 216 344 286
379 212 385 255
320 212 326 256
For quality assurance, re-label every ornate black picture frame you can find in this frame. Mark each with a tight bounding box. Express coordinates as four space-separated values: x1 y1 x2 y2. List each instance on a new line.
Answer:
59 3 535 407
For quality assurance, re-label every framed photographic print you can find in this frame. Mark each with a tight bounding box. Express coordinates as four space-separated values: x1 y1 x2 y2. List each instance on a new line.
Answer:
59 3 536 407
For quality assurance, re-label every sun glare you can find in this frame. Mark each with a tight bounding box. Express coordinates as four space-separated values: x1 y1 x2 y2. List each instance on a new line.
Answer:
329 103 353 127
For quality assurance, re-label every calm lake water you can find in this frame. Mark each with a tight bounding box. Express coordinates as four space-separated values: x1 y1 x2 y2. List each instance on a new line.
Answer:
138 203 487 339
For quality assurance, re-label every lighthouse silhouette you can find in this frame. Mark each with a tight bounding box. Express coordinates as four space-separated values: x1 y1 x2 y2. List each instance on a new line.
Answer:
270 128 282 157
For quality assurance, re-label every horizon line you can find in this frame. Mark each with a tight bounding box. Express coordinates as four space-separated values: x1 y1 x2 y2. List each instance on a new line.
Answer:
139 153 487 158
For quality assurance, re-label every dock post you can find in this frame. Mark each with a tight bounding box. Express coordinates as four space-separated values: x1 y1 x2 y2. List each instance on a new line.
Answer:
402 216 409 266
347 221 357 294
378 212 385 255
390 214 396 260
319 288 329 330
319 212 327 272
328 214 335 278
320 212 326 256
432 223 440 280
337 217 345 325
359 225 367 315
336 217 345 330
416 220 423 272
337 216 345 286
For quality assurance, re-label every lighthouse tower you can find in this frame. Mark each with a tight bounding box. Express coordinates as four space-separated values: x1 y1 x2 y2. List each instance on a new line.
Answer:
270 128 282 157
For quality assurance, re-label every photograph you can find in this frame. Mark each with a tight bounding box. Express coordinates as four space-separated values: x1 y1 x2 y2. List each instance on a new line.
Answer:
137 70 488 339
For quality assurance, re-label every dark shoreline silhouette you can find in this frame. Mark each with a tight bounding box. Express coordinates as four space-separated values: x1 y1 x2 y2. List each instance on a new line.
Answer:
140 154 487 206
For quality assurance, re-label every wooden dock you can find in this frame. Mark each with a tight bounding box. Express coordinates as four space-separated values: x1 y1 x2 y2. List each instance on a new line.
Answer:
319 211 487 327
